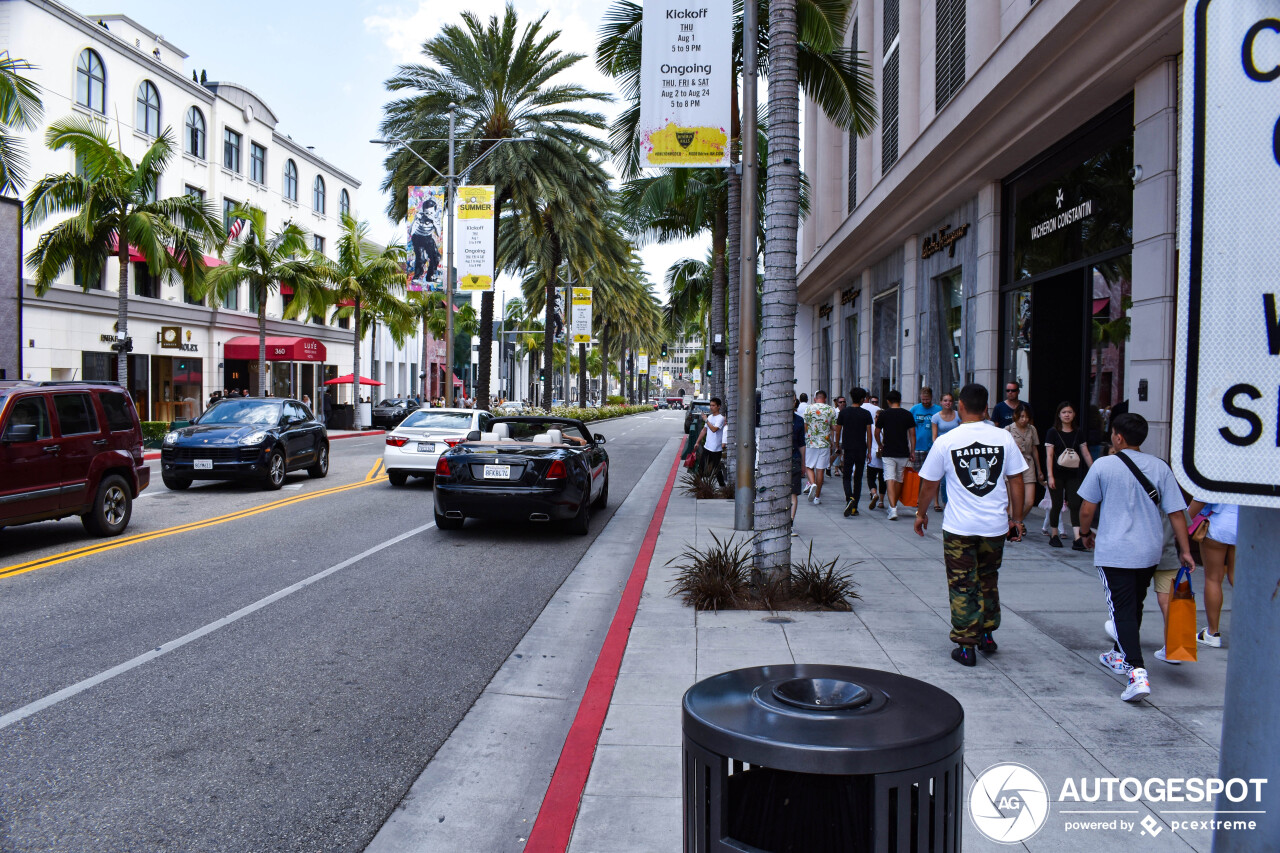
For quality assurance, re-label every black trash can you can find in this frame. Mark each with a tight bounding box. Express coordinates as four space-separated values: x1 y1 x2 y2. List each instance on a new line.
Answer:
682 663 964 853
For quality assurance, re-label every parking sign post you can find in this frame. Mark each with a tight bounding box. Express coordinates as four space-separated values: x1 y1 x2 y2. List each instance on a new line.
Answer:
1176 4 1280 850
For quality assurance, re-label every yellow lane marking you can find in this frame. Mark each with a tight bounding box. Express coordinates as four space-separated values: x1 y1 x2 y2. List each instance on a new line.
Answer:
365 458 385 481
1 474 389 581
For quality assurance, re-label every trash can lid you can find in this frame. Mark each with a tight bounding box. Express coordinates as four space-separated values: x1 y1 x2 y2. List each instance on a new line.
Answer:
682 664 963 775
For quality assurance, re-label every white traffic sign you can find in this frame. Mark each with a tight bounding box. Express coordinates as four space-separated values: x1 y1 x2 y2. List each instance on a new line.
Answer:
1173 0 1280 506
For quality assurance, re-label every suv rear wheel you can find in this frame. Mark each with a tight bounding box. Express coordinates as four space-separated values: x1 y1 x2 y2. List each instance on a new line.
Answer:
308 443 329 478
82 474 132 536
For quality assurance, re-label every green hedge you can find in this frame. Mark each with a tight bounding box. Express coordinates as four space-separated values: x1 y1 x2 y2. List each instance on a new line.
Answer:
522 404 652 423
141 421 168 447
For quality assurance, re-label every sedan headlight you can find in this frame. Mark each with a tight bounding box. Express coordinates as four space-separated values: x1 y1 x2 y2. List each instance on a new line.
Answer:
240 431 269 445
163 431 179 444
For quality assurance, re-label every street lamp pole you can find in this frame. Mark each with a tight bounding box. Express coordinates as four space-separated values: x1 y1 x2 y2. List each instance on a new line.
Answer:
444 105 457 407
735 0 759 531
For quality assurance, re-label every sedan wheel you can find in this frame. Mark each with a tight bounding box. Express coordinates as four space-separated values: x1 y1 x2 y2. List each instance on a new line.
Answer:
82 474 132 537
263 450 286 490
308 443 329 478
388 470 408 487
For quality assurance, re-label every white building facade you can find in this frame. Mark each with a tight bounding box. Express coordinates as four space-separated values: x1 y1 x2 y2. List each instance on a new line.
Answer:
4 0 427 422
798 0 1183 458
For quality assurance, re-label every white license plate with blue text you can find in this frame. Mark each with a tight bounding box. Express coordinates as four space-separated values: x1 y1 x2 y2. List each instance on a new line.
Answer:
483 464 511 480
417 442 435 452
194 459 213 470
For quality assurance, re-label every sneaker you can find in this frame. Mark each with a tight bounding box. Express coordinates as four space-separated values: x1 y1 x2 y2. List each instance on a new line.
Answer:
1196 628 1222 648
801 482 813 496
887 506 898 520
977 632 998 653
849 506 859 517
844 498 855 517
1104 619 1118 644
951 646 977 667
1121 667 1151 702
869 495 879 510
1050 535 1063 548
1099 649 1130 675
1072 538 1087 551
1154 646 1181 665
812 496 821 505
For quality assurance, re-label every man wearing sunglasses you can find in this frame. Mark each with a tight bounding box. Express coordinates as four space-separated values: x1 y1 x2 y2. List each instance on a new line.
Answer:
992 382 1023 429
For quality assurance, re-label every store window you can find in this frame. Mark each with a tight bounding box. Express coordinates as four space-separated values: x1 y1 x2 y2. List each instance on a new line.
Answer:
313 176 326 214
934 269 963 396
76 49 106 114
1089 260 1131 418
132 262 159 299
136 81 160 137
284 160 298 201
250 142 266 184
843 308 859 391
872 289 899 400
74 260 103 290
339 189 351 218
819 325 832 395
224 128 242 173
186 107 206 159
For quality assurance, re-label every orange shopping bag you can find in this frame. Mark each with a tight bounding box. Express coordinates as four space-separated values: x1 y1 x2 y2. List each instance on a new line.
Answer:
900 468 921 508
1165 567 1198 662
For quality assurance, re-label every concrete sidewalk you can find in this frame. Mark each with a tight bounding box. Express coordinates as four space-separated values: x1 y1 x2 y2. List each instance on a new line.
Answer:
567 479 1232 853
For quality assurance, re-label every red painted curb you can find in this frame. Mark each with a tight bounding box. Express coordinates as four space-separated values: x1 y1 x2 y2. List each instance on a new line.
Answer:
142 429 384 461
524 451 682 853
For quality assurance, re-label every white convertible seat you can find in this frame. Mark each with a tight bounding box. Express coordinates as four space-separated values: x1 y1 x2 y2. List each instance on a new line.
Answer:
492 423 511 439
532 433 553 444
480 432 500 441
546 429 563 444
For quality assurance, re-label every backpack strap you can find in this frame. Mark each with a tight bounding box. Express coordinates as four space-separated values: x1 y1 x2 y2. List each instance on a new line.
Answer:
1117 451 1161 506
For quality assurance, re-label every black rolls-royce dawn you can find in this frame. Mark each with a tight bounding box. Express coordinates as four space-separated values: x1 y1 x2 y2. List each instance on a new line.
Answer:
160 397 329 490
432 417 608 535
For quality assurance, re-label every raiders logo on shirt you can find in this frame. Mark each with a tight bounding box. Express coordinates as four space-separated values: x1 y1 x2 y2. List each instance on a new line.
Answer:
951 443 1005 497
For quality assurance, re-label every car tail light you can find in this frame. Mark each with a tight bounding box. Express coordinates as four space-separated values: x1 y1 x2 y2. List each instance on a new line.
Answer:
545 459 567 480
386 435 408 447
443 438 462 447
435 455 451 477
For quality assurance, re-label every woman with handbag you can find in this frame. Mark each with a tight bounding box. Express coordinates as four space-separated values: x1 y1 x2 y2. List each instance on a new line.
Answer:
1185 499 1238 648
1006 403 1045 537
1045 401 1094 550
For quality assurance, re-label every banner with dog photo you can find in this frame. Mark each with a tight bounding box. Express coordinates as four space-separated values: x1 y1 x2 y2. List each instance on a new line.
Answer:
406 186 446 292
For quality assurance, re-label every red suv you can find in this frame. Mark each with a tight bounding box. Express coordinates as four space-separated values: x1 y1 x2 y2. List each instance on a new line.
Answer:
0 381 150 536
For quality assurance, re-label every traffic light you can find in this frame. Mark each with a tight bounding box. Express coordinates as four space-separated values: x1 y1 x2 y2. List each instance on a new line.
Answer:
539 369 546 382
706 365 714 377
660 342 668 357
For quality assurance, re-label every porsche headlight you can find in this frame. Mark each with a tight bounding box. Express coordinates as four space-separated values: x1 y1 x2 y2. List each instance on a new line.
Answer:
240 431 269 445
163 431 179 444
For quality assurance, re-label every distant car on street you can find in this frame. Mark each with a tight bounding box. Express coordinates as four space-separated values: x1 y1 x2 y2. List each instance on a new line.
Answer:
655 400 670 410
383 408 493 486
371 398 416 429
432 417 608 534
0 380 149 536
665 396 684 409
683 399 711 434
161 397 328 490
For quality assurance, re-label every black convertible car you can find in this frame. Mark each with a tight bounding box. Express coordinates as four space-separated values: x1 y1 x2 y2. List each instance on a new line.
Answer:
432 417 608 534
160 397 328 490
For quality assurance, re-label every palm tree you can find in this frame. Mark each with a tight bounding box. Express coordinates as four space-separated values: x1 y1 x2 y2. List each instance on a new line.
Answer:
1 53 43 196
403 290 478 399
380 3 611 411
24 117 223 387
200 206 321 396
308 215 407 428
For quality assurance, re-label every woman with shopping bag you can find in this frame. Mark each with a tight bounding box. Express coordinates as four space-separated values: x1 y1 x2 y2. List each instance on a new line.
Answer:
1185 499 1238 649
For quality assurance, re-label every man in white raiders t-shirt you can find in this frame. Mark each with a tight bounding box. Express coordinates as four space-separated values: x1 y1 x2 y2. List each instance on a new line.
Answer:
915 384 1027 667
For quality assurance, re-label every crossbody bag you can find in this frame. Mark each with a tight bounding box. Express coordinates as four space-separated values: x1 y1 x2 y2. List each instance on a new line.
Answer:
1116 451 1161 506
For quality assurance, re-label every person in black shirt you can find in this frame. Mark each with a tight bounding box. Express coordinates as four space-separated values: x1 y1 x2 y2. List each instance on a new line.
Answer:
834 387 874 517
992 381 1022 428
874 390 917 520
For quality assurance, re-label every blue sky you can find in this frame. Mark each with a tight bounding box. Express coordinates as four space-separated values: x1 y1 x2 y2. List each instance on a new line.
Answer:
66 0 706 308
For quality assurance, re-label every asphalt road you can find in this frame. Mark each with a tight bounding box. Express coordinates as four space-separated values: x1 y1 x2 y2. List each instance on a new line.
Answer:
0 410 683 853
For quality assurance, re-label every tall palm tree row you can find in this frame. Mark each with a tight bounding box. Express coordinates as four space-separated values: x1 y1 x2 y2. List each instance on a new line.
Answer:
1 54 43 196
24 117 224 387
379 3 611 411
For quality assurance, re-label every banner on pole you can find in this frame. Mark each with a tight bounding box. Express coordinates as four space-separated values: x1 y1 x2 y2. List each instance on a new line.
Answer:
406 186 446 292
455 186 495 292
639 0 731 168
638 349 650 374
571 287 593 344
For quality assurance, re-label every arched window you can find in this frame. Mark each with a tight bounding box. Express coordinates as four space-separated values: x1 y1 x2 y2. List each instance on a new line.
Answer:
76 49 106 114
284 160 298 202
339 189 350 218
136 81 160 137
185 106 206 159
313 175 326 214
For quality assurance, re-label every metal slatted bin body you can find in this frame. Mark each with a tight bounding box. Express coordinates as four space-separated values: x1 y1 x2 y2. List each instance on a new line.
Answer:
682 664 963 853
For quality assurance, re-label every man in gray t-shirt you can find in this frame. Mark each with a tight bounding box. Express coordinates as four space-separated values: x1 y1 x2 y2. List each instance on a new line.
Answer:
1078 413 1194 704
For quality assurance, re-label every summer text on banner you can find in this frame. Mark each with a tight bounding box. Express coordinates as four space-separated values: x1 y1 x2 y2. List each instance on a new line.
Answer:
456 185 496 292
639 0 731 168
571 287 593 344
406 186 447 292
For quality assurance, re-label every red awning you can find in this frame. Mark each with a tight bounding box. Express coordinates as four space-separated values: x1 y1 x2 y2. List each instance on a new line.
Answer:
453 373 464 387
279 284 294 295
204 255 226 267
324 374 385 387
224 336 327 362
106 234 146 263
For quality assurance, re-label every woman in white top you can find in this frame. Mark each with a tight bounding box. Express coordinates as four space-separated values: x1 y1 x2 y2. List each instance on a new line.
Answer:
929 392 961 511
1185 500 1238 647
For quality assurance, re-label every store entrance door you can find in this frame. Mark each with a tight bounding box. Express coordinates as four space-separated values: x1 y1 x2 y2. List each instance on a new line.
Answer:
1028 269 1086 441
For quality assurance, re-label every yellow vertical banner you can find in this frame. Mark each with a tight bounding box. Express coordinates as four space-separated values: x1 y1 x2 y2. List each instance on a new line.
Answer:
571 288 593 344
456 186 495 291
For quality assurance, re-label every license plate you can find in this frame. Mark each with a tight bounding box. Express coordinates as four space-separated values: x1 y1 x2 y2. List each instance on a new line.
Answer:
193 459 213 470
483 464 511 480
417 442 435 452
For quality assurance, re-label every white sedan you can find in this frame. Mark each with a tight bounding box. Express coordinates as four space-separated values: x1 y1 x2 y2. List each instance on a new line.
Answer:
383 408 494 486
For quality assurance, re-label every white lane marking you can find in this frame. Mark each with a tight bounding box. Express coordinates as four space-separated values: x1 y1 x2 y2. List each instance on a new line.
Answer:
0 521 436 731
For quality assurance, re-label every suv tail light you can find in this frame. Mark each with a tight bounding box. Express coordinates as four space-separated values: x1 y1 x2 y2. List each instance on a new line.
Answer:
386 435 408 447
435 455 451 477
545 459 567 480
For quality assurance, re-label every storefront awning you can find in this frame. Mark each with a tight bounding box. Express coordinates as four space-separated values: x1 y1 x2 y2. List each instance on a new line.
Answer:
224 336 327 362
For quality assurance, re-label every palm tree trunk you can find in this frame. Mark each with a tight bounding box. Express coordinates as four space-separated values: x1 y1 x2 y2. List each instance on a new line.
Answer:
713 197 732 471
475 200 503 411
353 301 363 429
542 238 561 410
116 245 129 390
710 212 726 405
257 285 267 397
724 76 744 466
600 324 611 402
756 0 800 576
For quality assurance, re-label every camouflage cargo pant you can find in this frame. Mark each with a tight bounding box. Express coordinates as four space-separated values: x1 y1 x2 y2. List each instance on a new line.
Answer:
942 532 1006 646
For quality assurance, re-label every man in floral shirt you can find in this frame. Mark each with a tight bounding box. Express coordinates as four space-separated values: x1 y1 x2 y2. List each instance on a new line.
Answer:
802 391 838 505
